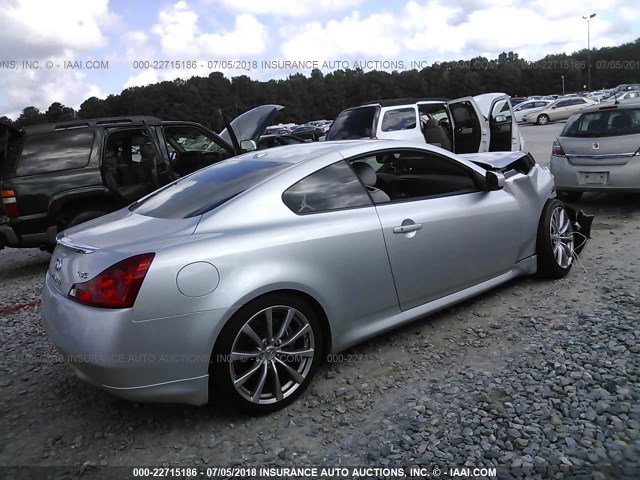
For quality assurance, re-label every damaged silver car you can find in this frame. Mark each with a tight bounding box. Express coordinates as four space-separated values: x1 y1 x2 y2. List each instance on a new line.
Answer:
41 141 592 413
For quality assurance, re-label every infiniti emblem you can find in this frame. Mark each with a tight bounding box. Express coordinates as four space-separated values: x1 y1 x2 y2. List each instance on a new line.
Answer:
54 258 63 271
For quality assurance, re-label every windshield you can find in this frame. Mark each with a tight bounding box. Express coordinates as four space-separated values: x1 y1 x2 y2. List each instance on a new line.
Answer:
132 158 288 219
562 107 640 137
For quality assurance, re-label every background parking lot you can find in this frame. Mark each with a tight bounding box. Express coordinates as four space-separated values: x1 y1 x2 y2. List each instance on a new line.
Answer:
0 126 638 477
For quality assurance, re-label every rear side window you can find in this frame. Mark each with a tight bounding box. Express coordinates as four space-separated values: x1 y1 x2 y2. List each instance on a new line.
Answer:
562 108 640 137
282 160 371 214
15 130 94 176
326 107 376 140
132 159 287 219
381 108 416 132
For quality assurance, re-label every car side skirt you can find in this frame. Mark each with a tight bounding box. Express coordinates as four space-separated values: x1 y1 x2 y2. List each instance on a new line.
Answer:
333 255 537 353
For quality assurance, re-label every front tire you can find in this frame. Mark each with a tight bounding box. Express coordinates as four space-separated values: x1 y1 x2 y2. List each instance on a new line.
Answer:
537 114 550 125
211 294 323 413
536 199 574 278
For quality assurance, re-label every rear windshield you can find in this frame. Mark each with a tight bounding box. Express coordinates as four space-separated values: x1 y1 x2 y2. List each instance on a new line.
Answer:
14 130 94 177
326 106 376 140
132 158 287 219
562 107 640 137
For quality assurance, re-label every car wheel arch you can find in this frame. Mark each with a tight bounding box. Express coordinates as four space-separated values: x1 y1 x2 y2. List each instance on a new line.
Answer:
212 288 333 360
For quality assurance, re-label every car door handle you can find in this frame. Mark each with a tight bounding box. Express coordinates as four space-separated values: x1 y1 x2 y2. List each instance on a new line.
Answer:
393 223 423 234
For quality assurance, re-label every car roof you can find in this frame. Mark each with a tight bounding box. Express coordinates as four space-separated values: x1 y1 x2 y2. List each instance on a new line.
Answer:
357 98 449 108
22 116 165 134
575 101 640 114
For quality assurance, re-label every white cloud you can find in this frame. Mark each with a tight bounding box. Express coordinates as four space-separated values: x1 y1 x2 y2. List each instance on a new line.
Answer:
210 0 364 18
0 0 112 58
151 2 268 57
280 11 400 61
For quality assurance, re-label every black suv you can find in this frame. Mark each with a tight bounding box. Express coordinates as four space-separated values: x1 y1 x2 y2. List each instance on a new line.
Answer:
0 106 281 251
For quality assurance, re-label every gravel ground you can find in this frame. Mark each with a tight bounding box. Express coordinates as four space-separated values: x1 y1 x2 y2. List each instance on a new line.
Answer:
0 126 639 479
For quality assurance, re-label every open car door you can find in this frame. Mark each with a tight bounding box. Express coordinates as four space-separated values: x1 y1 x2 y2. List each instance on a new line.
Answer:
473 93 522 151
447 97 489 153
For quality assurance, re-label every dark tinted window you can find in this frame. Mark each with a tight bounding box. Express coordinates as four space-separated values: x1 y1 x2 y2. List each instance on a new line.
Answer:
370 149 479 200
282 160 371 214
15 130 94 176
562 107 640 137
326 107 376 140
133 159 287 219
381 108 416 132
555 100 570 107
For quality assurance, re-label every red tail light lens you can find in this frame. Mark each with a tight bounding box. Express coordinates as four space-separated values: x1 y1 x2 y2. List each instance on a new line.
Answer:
69 253 155 308
551 140 565 157
1 190 19 217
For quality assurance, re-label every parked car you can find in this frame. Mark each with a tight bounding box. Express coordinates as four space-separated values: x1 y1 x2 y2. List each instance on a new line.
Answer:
42 140 591 412
0 106 282 251
257 134 306 149
513 100 552 123
509 97 528 106
550 101 640 201
291 124 325 141
326 93 523 153
600 90 640 104
522 97 598 125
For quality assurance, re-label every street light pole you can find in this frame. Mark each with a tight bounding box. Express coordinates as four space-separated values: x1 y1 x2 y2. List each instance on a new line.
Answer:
582 13 596 92
561 75 565 95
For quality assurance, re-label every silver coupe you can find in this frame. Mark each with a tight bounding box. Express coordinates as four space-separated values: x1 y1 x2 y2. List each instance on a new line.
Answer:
41 140 591 413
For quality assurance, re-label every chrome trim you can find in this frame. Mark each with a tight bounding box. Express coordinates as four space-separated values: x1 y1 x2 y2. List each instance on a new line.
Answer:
565 152 636 159
56 235 99 254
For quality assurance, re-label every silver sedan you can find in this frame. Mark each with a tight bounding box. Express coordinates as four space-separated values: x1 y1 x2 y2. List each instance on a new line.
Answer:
41 140 591 413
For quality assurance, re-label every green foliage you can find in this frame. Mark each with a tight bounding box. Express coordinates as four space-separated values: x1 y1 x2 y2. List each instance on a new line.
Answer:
8 38 640 128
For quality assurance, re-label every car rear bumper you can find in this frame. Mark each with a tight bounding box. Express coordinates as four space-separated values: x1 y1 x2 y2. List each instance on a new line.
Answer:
0 217 56 249
41 274 231 405
550 156 640 192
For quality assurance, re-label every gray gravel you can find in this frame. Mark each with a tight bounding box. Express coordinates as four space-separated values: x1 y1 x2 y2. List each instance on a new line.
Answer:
0 127 639 479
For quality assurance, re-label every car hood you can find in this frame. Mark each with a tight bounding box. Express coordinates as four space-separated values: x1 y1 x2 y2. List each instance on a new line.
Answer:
219 105 284 147
472 93 509 118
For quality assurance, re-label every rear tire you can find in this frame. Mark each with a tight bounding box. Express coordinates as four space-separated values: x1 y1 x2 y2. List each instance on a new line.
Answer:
211 294 323 414
556 191 583 202
536 199 574 279
537 114 550 125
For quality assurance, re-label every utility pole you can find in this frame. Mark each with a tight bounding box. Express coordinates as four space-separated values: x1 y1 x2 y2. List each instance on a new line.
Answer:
582 13 596 92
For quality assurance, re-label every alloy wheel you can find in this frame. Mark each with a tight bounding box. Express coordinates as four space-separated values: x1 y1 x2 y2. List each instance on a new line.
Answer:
549 206 574 269
228 305 315 405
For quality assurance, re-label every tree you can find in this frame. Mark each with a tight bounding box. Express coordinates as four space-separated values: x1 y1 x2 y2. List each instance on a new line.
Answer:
45 102 75 123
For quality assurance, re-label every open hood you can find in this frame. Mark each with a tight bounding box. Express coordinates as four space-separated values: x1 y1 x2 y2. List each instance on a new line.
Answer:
0 121 22 173
219 105 283 148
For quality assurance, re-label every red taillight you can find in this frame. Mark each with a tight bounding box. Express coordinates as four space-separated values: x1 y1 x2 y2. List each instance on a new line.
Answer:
68 253 155 308
551 140 565 157
1 190 19 217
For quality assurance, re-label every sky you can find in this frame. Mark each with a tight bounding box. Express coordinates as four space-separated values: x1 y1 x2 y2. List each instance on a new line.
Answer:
0 0 638 119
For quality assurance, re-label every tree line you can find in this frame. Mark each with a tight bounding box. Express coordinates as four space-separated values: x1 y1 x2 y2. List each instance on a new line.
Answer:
3 38 639 131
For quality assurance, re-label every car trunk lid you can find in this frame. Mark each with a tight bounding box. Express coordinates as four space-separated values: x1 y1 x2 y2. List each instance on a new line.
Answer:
49 209 200 297
558 135 640 166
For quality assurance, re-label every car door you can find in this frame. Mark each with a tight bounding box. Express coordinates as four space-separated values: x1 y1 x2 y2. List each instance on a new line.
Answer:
358 148 522 311
487 96 515 151
375 106 422 142
447 97 489 153
549 99 573 121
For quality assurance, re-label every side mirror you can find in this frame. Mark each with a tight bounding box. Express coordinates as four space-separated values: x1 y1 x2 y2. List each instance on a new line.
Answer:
240 139 257 152
495 114 507 123
485 171 505 191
